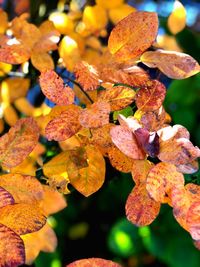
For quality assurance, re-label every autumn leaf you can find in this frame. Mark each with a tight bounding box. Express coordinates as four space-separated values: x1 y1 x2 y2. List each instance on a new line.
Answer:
67 145 105 197
108 11 158 61
131 159 153 185
141 50 200 79
110 125 145 159
167 0 186 35
22 223 57 265
108 145 134 173
39 70 75 105
74 61 100 91
0 223 25 267
45 105 81 141
0 9 8 34
0 203 46 235
98 84 136 111
0 44 30 64
0 186 15 208
67 257 122 267
186 201 200 240
146 162 184 203
135 80 166 112
126 183 160 226
31 51 54 72
0 174 44 204
0 117 39 168
79 101 110 128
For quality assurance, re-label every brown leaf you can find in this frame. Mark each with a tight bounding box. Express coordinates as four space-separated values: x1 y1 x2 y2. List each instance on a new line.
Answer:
146 162 185 202
45 105 81 141
0 223 25 266
67 258 122 267
39 70 75 105
74 61 100 91
185 183 200 204
67 145 105 197
141 50 200 79
98 84 135 111
0 174 44 204
79 101 110 128
0 186 15 208
126 183 160 226
0 117 39 168
108 11 158 61
0 203 46 235
110 125 145 159
135 80 166 112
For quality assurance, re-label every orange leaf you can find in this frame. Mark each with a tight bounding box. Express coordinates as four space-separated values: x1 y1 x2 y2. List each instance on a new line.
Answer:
110 125 145 159
186 201 200 240
0 173 44 204
126 183 160 226
98 84 135 111
31 51 54 72
141 50 200 79
0 203 46 235
135 80 166 111
131 159 153 185
67 258 122 267
176 160 199 174
0 186 14 208
0 117 39 168
146 162 185 203
39 70 75 105
108 11 158 61
45 105 81 141
0 223 25 266
185 183 200 204
0 9 8 34
108 145 134 173
79 101 110 128
74 61 100 91
40 185 67 216
67 145 105 197
0 44 30 64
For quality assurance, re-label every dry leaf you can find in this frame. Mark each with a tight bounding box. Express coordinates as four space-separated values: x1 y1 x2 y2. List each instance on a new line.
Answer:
0 186 15 208
67 257 122 267
186 201 200 240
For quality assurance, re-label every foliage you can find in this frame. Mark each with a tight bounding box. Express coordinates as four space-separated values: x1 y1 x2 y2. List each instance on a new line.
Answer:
0 0 200 266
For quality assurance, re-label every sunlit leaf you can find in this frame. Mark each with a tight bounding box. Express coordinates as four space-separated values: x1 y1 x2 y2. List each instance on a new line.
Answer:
49 12 74 35
22 223 57 265
3 105 18 126
167 0 186 35
31 51 54 72
39 70 75 105
79 101 110 128
108 11 158 61
176 160 199 174
109 4 136 24
0 117 39 168
67 257 122 267
146 162 184 203
45 105 81 141
0 9 8 34
0 173 43 204
74 61 100 91
131 159 153 185
135 80 166 112
126 183 160 226
96 0 124 9
0 186 15 208
0 203 46 235
110 125 145 159
67 145 105 197
0 223 25 267
185 183 200 203
141 50 200 79
0 44 30 64
98 84 136 111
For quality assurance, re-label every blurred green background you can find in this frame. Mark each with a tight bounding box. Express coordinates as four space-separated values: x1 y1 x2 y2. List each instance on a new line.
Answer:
1 0 200 266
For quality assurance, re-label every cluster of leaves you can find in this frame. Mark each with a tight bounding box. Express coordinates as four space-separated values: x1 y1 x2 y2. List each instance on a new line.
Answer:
0 0 200 266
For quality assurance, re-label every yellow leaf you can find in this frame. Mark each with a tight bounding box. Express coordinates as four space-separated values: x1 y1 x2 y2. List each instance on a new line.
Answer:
141 50 200 79
109 4 136 25
96 0 124 9
49 12 74 35
14 97 35 116
0 9 8 34
31 51 54 72
3 105 18 126
168 0 186 35
0 203 46 235
108 11 158 61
